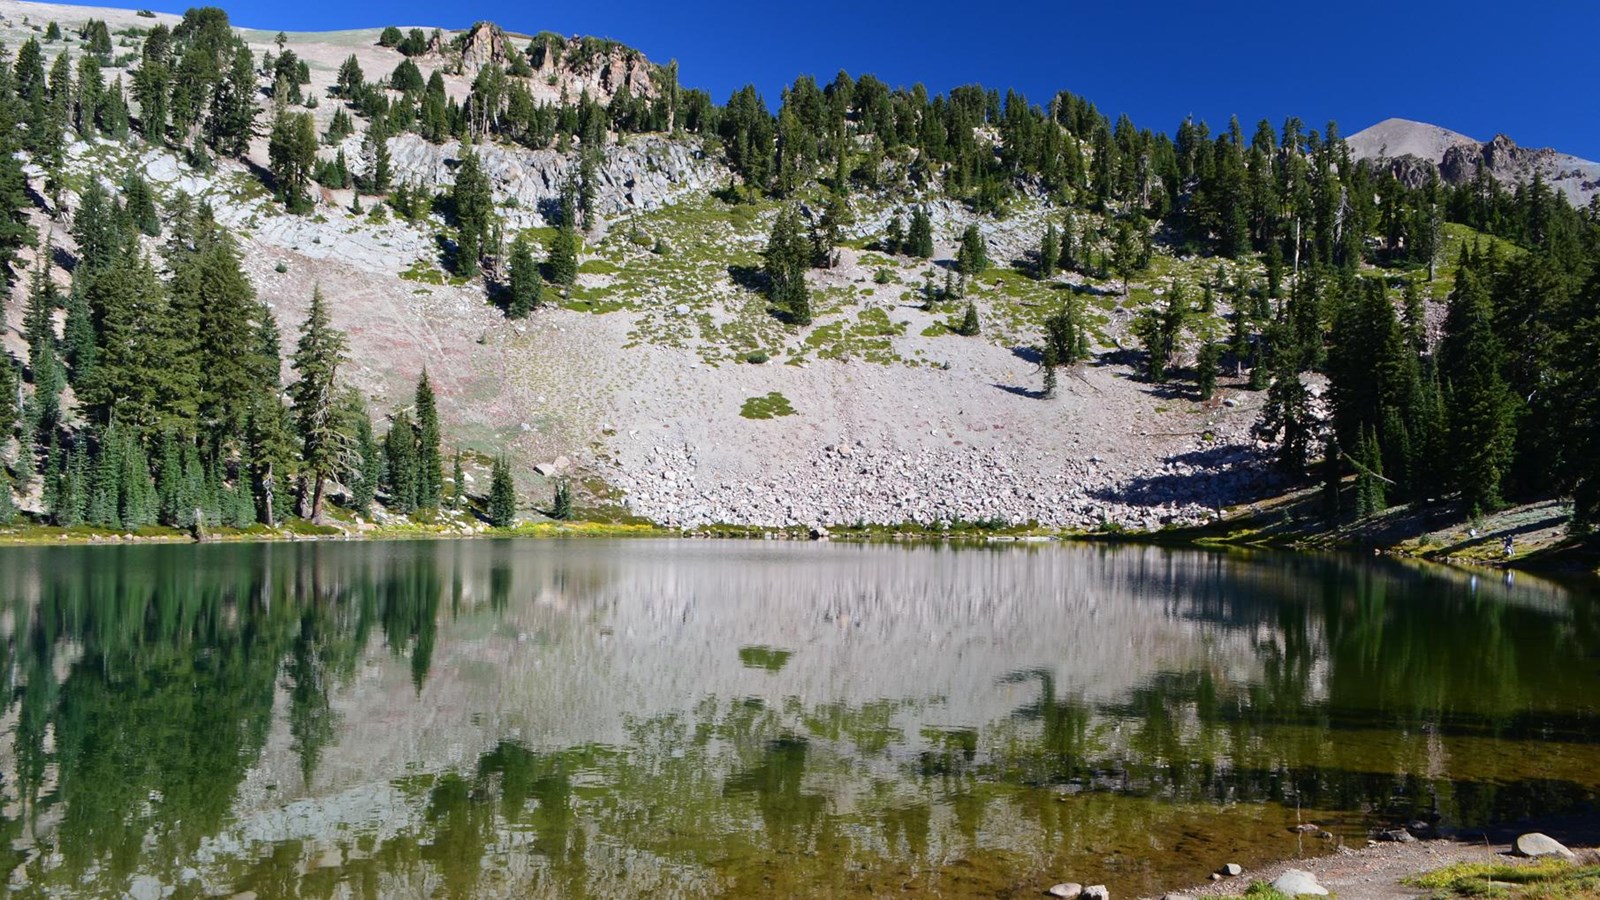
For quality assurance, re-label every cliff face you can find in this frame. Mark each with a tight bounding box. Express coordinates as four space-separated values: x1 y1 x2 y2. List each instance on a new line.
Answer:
1349 117 1600 207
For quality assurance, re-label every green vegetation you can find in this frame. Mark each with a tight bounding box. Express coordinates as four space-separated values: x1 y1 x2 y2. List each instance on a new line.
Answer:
1407 858 1600 898
739 392 796 419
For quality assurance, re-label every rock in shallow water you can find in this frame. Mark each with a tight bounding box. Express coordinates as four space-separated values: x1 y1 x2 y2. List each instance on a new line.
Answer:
1083 886 1109 900
1218 862 1243 876
1045 884 1081 899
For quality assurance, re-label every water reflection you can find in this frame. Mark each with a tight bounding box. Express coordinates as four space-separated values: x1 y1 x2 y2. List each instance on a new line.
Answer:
0 540 1595 897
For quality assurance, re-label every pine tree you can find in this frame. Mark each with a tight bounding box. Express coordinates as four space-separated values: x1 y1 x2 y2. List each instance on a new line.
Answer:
507 236 540 318
551 478 572 520
953 301 980 336
907 206 934 259
1257 344 1313 471
414 370 443 511
883 213 904 255
488 456 516 526
268 110 318 212
1110 217 1141 297
289 287 350 521
546 227 578 288
1196 341 1220 400
384 411 420 514
452 146 493 276
1039 223 1059 279
1439 269 1514 514
955 224 989 276
764 204 811 325
351 402 380 516
452 451 466 510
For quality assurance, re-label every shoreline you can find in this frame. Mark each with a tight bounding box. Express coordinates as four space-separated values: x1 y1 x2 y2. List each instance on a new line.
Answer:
1140 835 1597 900
1 511 1594 575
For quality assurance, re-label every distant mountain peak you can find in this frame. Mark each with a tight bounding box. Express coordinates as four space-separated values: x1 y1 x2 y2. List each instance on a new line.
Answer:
1349 118 1599 207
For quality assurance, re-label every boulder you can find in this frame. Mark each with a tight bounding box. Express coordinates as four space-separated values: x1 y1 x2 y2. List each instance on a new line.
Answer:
1219 863 1243 877
1045 885 1082 899
1514 833 1575 859
1271 869 1328 896
1083 887 1109 900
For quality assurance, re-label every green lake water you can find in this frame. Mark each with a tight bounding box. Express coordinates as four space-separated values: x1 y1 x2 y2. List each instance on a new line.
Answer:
0 539 1597 897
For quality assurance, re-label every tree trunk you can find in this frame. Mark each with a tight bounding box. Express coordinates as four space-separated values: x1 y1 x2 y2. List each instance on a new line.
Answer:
310 474 325 523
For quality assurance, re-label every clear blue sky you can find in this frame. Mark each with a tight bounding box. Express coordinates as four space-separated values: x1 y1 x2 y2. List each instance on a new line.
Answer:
94 0 1600 160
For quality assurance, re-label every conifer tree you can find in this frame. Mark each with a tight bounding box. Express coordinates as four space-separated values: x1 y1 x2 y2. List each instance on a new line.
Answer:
955 224 989 276
488 456 516 526
414 370 443 511
1039 223 1059 279
289 287 349 521
268 110 318 212
546 227 578 288
1196 341 1220 400
507 236 540 318
883 213 903 255
451 147 493 276
452 451 466 510
350 401 380 516
764 204 811 325
1439 269 1514 514
953 301 980 336
384 410 420 514
907 206 934 258
551 478 572 520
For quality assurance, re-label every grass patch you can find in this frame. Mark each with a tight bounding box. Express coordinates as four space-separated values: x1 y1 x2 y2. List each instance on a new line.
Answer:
400 258 448 285
739 391 797 420
1406 859 1600 898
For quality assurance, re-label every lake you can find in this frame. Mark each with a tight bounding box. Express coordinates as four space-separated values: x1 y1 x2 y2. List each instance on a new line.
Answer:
0 539 1596 897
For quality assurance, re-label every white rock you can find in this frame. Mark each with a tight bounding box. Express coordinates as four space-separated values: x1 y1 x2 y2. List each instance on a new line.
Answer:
1514 833 1575 859
1046 884 1082 899
1270 869 1328 896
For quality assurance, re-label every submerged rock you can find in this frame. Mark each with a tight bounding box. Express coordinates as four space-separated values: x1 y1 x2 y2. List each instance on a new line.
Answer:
1045 885 1082 899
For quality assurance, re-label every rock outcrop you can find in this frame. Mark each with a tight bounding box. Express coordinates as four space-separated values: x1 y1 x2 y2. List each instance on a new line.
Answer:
385 133 725 229
1349 117 1600 207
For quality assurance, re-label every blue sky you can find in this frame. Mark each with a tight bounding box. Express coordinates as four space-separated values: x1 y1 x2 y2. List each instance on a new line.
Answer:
96 0 1600 159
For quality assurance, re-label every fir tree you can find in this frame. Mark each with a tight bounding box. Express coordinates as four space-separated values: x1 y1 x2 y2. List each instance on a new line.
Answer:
507 236 540 318
764 204 811 325
546 227 578 288
488 456 516 526
452 451 466 510
955 224 989 276
1439 269 1514 514
451 146 493 276
268 110 318 212
384 411 420 514
289 287 349 521
953 301 980 336
1196 341 1220 400
883 213 903 255
907 206 934 259
1039 223 1059 279
350 401 380 516
414 370 443 511
551 478 572 520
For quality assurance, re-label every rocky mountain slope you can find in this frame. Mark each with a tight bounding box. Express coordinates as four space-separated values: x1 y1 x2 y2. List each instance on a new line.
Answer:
5 2 1589 532
1348 117 1600 207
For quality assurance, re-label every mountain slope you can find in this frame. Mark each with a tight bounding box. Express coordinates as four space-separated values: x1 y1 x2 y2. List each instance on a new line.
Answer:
1348 117 1600 207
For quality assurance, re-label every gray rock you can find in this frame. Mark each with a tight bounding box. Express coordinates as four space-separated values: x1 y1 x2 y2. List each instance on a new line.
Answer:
1270 869 1328 896
1083 887 1109 900
1045 884 1082 899
1514 832 1575 859
1161 895 1197 900
129 876 164 900
1219 862 1243 876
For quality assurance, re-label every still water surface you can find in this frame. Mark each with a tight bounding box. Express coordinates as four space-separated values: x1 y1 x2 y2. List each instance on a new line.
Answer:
0 539 1597 897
